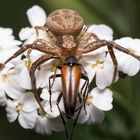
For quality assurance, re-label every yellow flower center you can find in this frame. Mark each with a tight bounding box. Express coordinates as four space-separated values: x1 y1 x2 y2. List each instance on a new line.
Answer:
2 73 10 82
92 60 104 70
128 47 135 54
25 58 32 69
50 61 61 72
86 95 93 106
16 103 23 113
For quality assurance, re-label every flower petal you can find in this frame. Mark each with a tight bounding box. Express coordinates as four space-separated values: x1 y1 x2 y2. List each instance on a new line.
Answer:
91 87 113 111
87 24 113 41
18 111 37 129
27 5 47 26
35 116 52 134
22 92 39 112
6 100 18 122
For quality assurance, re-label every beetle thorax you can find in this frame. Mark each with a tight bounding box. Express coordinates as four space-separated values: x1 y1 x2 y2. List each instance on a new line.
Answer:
62 35 77 48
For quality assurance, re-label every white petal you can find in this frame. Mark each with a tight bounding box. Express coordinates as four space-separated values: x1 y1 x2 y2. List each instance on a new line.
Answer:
6 100 18 122
96 57 118 89
115 52 140 76
0 27 13 37
85 105 105 124
41 88 60 101
77 106 90 124
91 87 113 111
0 91 7 106
49 117 64 132
87 24 113 41
19 27 36 40
22 92 39 112
18 111 37 129
19 67 32 89
0 47 20 63
35 116 52 134
44 101 60 118
27 5 47 26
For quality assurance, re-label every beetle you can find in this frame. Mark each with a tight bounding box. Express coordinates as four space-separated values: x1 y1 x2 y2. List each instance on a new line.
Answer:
48 55 89 139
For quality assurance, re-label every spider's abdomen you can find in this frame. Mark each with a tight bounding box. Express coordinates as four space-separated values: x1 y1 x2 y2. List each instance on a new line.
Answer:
47 9 84 35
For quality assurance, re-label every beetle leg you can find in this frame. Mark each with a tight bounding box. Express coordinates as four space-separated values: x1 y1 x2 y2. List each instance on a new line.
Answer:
48 73 61 112
29 55 55 115
56 92 69 139
71 76 89 140
70 105 83 140
81 73 89 113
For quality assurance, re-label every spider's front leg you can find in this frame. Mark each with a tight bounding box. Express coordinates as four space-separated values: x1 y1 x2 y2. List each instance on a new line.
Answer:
3 40 61 67
29 54 57 115
81 40 140 84
78 27 100 49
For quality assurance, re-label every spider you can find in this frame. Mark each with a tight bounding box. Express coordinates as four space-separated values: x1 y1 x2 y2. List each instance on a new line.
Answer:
3 9 140 116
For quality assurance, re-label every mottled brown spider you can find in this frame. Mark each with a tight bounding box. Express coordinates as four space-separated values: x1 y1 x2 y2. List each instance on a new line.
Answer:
3 9 140 116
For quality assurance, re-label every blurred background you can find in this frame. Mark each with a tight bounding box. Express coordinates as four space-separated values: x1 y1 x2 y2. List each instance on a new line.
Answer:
0 0 140 140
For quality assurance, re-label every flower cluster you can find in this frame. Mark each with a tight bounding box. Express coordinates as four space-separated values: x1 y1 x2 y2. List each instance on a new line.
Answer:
0 5 140 135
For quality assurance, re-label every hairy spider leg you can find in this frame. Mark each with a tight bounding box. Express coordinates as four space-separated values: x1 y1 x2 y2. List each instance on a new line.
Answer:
3 43 61 66
26 37 58 61
35 26 57 42
81 40 140 84
29 55 56 115
29 55 60 113
107 45 118 82
78 26 100 49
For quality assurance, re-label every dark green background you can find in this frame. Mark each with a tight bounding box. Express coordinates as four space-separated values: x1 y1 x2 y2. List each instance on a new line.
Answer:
0 0 140 140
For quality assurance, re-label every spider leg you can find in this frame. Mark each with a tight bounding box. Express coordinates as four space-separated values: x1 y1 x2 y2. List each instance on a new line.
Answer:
81 40 140 61
81 40 140 85
29 55 57 115
4 44 32 65
4 42 61 66
35 26 56 43
107 45 118 83
78 25 100 49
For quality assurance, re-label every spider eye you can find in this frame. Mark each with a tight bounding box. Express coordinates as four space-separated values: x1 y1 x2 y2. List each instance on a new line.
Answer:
47 9 84 35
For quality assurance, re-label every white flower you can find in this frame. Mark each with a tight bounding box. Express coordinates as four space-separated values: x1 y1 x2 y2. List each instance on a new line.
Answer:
6 92 38 129
114 37 140 76
0 27 21 63
77 87 113 124
27 5 47 27
0 89 7 106
19 5 48 44
41 88 63 118
35 115 64 134
0 64 24 99
35 115 53 134
87 24 113 41
84 52 118 89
